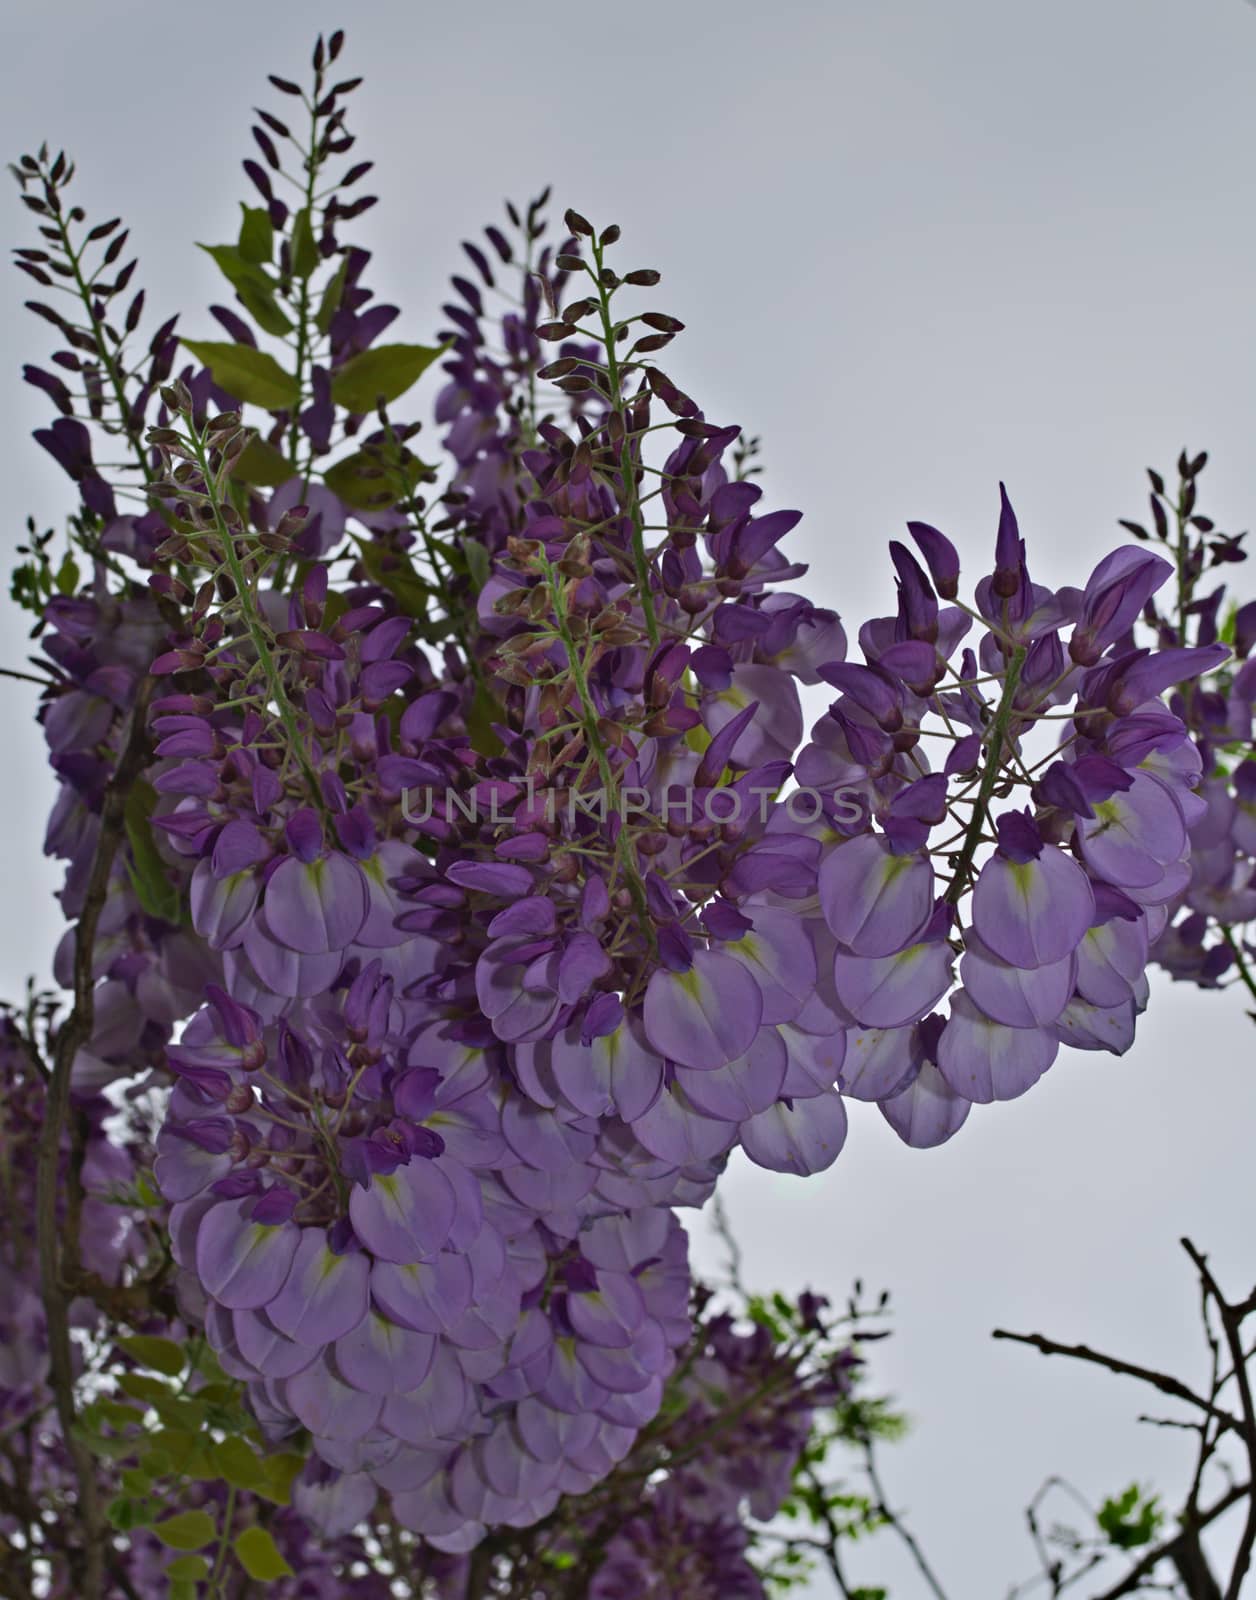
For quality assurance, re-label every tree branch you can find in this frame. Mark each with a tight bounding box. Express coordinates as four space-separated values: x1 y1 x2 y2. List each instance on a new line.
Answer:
1180 1238 1256 1600
991 1328 1241 1433
34 676 154 1598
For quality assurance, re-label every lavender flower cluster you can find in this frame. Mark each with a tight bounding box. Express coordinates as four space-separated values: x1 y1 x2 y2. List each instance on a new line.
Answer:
8 31 1250 1594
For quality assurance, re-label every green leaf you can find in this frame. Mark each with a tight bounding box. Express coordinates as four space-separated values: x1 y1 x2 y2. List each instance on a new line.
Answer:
323 446 430 511
165 1555 209 1582
1098 1484 1162 1550
150 1393 208 1433
181 339 299 411
464 539 490 595
330 342 444 415
467 682 506 757
55 551 80 596
197 244 293 337
238 205 274 266
107 1496 143 1531
118 1372 172 1406
323 450 395 510
170 1580 197 1600
120 1467 153 1496
315 254 351 334
122 781 180 925
89 1399 146 1430
191 1346 229 1384
118 1335 186 1378
144 1428 200 1476
234 434 294 487
211 1436 265 1491
233 1525 295 1580
153 1510 216 1551
291 207 319 280
254 1451 305 1507
135 1169 161 1208
350 536 433 618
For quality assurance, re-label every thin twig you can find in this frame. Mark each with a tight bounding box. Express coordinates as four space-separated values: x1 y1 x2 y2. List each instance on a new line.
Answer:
992 1328 1241 1433
860 1431 951 1600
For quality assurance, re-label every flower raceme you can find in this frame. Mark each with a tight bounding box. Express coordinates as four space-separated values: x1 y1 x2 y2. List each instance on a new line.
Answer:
10 37 1235 1582
145 235 1221 1546
798 496 1223 1141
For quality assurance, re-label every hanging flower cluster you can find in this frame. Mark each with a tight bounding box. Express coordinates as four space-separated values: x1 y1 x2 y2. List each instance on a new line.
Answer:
1106 454 1256 1002
8 29 1250 1596
795 492 1224 1142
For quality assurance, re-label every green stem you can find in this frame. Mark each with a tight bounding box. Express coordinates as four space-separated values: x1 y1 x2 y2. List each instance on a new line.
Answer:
1221 926 1256 1013
187 427 324 809
545 558 657 955
288 85 323 482
591 238 660 647
1175 481 1191 647
207 1482 237 1597
945 647 1027 905
51 188 153 487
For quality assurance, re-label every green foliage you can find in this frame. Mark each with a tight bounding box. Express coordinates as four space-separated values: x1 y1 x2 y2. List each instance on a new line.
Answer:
329 341 443 414
291 206 319 280
122 780 182 924
117 1334 186 1378
751 1281 906 1597
315 253 351 334
234 434 295 487
10 519 74 618
153 1509 217 1550
180 338 299 410
350 534 434 618
238 204 274 266
467 681 508 757
253 1451 305 1507
324 443 432 510
197 243 294 336
164 1554 210 1582
74 1333 310 1577
233 1524 296 1580
1097 1484 1163 1550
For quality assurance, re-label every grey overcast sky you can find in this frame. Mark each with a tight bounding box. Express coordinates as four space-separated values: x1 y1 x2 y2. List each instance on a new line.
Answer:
3 1 1256 1593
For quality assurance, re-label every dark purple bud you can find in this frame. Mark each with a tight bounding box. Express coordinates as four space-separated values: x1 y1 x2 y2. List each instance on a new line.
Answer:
945 733 981 777
1069 547 1172 666
906 520 960 600
992 483 1023 598
877 639 939 694
657 923 694 972
1106 643 1229 715
393 1067 441 1122
249 1185 298 1226
818 662 902 732
995 809 1043 863
695 701 761 787
1034 759 1093 817
1070 755 1135 803
1092 882 1142 924
1235 601 1256 660
581 990 623 1043
889 541 938 640
285 808 323 863
702 900 754 941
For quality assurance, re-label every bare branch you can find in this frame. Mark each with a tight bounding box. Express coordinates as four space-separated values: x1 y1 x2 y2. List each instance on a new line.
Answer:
991 1328 1241 1434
